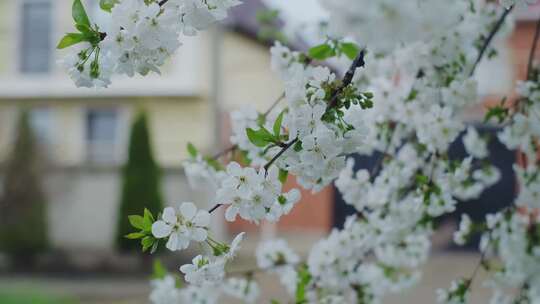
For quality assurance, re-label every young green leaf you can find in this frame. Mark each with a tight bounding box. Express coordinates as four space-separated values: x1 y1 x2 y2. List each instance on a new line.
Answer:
57 33 85 49
150 241 159 254
278 169 288 184
295 264 312 304
100 0 118 12
142 208 155 232
152 259 168 279
187 142 198 158
293 140 303 152
75 24 93 35
273 110 285 138
72 0 91 27
141 236 155 252
204 156 224 171
340 42 361 60
484 105 509 123
246 127 274 148
125 232 146 239
308 43 336 61
128 215 145 230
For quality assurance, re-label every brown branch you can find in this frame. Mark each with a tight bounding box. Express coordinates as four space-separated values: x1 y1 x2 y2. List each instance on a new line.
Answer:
469 6 514 77
327 49 367 109
263 138 298 172
263 92 286 117
209 203 223 214
212 145 238 160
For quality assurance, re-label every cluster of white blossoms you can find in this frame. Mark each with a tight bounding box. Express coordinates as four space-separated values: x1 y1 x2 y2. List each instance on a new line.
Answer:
149 275 258 304
214 162 301 223
179 231 244 285
436 278 470 304
453 214 473 246
147 202 246 289
58 0 540 303
60 0 241 88
447 65 540 303
477 211 540 303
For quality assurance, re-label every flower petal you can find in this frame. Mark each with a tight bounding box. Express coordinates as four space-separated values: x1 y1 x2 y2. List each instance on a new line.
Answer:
180 202 197 220
166 232 179 251
193 211 210 227
192 228 208 242
162 207 177 224
152 221 172 238
227 161 242 175
225 206 238 222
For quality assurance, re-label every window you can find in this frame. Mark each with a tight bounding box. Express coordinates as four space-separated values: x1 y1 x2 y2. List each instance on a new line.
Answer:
29 108 52 144
86 109 119 164
20 0 52 74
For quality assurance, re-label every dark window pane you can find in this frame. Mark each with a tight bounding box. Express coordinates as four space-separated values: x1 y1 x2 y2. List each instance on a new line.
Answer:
20 1 52 74
86 109 118 164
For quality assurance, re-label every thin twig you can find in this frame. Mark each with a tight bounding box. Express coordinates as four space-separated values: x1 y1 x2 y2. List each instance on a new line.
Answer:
212 145 238 160
263 92 286 117
470 6 514 77
209 203 223 214
263 138 298 172
327 49 367 109
208 51 367 212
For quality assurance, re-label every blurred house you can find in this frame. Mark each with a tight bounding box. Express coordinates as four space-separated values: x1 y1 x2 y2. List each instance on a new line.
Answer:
0 0 291 255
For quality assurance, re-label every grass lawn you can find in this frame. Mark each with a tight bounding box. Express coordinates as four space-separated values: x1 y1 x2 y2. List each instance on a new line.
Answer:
0 290 78 304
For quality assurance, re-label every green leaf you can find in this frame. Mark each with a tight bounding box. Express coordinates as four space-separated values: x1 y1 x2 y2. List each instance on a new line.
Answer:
57 33 85 49
143 209 154 232
125 232 146 239
72 0 91 27
340 42 360 60
75 23 93 35
484 105 509 123
141 236 155 252
152 259 167 279
308 43 336 60
246 127 274 148
128 215 145 230
415 174 429 186
204 156 224 171
273 110 285 138
100 0 118 12
295 264 312 304
293 140 303 152
278 169 288 184
150 241 159 254
256 9 280 24
187 142 198 158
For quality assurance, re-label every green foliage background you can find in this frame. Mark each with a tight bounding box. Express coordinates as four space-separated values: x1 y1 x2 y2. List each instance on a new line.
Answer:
0 110 48 258
116 111 163 251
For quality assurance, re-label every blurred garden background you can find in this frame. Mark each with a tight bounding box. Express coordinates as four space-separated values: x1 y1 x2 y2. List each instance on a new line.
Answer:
0 0 539 303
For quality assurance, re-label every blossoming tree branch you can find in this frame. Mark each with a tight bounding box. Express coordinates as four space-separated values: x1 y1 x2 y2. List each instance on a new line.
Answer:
57 0 540 303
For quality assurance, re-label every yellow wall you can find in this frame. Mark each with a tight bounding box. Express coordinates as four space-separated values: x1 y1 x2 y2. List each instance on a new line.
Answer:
0 97 212 167
221 32 284 112
0 1 14 74
0 1 283 169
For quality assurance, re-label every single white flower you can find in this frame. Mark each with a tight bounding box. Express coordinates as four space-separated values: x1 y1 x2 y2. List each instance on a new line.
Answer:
179 255 225 286
151 203 210 251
